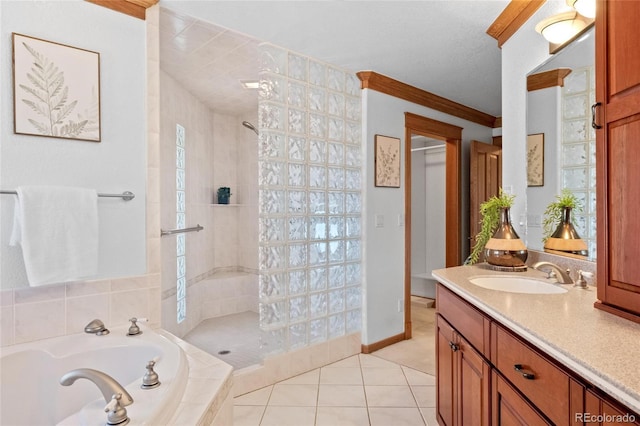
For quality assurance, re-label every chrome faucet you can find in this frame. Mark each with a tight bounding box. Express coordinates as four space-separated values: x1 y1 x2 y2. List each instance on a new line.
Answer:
532 261 573 284
84 319 110 336
60 368 133 425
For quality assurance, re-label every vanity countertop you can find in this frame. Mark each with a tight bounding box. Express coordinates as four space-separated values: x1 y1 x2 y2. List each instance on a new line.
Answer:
432 265 640 414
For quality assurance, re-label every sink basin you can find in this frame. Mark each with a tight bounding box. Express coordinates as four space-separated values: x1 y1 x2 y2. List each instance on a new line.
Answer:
469 276 568 294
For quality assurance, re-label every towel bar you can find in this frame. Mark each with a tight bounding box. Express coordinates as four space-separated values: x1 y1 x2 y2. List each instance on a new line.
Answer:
0 190 135 201
160 225 204 237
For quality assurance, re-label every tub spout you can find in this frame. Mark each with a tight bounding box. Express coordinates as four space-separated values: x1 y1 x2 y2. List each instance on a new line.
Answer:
60 368 133 423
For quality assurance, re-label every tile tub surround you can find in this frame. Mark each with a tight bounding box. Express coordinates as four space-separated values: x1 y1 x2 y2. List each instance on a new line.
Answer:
432 265 640 414
0 274 161 347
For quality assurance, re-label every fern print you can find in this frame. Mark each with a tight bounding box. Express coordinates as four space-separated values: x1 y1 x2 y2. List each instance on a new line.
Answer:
13 33 100 141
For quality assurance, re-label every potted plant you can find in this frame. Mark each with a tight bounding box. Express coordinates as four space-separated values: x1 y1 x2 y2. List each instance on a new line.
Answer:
466 189 526 266
542 189 588 256
542 189 583 242
217 187 232 204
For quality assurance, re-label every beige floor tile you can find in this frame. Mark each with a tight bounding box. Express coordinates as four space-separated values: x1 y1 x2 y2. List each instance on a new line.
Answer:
369 407 426 426
279 368 320 385
268 383 319 406
234 386 273 406
324 354 361 368
402 366 436 386
362 367 409 385
359 353 402 369
320 366 364 385
318 384 367 407
365 385 417 407
260 406 317 426
410 386 436 408
233 405 266 426
420 407 439 426
316 407 370 426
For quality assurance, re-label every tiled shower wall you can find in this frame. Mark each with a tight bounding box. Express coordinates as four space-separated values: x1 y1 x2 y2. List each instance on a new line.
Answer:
160 71 259 338
561 66 596 258
257 44 363 355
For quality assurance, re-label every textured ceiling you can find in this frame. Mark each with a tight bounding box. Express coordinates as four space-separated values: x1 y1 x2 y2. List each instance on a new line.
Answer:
159 1 510 117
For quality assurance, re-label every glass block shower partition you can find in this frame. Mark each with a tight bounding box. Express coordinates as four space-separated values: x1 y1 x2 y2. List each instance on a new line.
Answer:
257 44 363 355
561 66 596 258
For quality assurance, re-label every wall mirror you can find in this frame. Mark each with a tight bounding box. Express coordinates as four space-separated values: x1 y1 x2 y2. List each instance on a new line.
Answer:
525 26 595 261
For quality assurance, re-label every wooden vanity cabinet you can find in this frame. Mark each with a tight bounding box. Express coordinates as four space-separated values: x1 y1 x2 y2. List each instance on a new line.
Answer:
585 390 640 425
595 0 640 322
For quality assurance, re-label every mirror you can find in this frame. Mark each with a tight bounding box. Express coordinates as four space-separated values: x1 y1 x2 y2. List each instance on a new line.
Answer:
525 26 595 261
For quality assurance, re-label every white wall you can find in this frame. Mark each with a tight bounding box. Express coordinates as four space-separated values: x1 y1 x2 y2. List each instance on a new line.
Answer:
526 87 561 249
501 0 568 238
0 1 147 288
361 89 493 345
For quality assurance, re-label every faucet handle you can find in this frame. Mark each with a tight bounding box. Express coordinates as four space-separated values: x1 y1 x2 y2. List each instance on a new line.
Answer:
127 317 148 336
104 393 130 426
575 270 594 289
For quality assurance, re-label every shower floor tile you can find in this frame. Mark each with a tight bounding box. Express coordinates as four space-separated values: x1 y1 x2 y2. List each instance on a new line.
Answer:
184 311 262 370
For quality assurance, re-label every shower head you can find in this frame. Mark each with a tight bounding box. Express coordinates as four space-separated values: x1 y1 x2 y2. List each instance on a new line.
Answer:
242 121 259 135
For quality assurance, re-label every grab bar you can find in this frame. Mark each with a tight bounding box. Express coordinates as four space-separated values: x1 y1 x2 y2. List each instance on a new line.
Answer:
160 225 204 237
1 190 135 201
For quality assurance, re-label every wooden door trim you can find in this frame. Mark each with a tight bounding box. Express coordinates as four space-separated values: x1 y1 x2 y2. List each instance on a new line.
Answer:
404 112 462 339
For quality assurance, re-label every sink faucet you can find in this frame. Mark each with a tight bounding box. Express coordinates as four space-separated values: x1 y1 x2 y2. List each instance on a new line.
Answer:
532 261 573 284
60 368 133 425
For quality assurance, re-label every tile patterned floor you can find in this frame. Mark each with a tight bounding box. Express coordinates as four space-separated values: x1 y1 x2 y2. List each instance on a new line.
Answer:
233 354 438 426
233 300 438 425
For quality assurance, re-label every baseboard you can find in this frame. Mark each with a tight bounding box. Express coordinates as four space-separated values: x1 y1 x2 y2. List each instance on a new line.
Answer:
361 332 406 354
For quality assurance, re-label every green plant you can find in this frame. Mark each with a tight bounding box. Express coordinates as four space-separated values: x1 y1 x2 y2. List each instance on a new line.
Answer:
465 189 516 265
542 189 583 242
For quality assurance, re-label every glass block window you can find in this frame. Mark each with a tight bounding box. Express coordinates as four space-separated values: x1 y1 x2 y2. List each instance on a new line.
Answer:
561 66 596 258
258 43 362 355
176 124 187 323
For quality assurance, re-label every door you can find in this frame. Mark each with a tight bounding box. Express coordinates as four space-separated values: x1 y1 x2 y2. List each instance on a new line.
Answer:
470 140 502 259
595 0 640 320
437 315 456 426
458 336 491 426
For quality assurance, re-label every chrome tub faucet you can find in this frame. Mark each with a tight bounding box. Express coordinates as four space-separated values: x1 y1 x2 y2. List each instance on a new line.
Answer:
60 368 133 425
84 319 109 336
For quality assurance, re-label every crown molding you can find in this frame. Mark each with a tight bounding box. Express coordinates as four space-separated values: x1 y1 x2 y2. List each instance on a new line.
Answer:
527 68 573 91
85 0 158 20
487 0 546 48
357 71 498 128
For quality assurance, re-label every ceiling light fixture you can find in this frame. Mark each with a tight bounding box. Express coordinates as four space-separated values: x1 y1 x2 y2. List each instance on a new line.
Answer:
535 11 589 45
566 0 596 19
240 80 259 90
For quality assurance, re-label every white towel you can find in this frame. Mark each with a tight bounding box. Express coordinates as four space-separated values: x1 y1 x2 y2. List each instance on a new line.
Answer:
10 186 99 286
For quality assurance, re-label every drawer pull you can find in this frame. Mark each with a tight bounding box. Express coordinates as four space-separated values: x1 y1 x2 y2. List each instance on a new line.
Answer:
449 341 459 352
514 364 536 380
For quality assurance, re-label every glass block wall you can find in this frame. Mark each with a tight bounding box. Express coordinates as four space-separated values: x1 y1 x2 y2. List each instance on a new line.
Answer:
257 44 363 355
176 124 187 323
561 66 596 258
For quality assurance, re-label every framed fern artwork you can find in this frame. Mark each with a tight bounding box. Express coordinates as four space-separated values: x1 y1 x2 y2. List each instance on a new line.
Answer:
12 33 101 142
374 134 401 187
526 133 544 187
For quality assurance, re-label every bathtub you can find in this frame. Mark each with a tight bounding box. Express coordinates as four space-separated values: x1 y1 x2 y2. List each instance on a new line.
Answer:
0 325 188 425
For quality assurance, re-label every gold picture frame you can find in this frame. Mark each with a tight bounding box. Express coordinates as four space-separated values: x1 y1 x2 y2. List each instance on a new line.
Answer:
12 33 101 142
527 133 544 187
374 134 401 188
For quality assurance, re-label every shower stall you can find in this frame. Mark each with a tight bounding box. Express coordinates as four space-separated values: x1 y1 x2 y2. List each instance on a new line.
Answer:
158 8 363 374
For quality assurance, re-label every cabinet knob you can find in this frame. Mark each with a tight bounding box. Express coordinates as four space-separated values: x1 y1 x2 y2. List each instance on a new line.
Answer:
449 341 459 352
514 364 535 380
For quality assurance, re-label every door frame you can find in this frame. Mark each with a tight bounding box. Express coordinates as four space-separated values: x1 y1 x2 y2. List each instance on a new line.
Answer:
404 112 462 339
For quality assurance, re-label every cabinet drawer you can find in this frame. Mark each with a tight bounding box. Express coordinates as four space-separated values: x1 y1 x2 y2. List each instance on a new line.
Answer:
437 283 489 356
493 324 570 425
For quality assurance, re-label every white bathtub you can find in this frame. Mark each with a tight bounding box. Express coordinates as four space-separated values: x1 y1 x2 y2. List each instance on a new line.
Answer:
0 325 188 425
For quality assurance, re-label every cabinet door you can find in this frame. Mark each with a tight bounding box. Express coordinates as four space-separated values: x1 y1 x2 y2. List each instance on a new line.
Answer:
585 390 640 425
437 315 457 426
492 371 550 426
595 0 640 320
458 335 491 426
